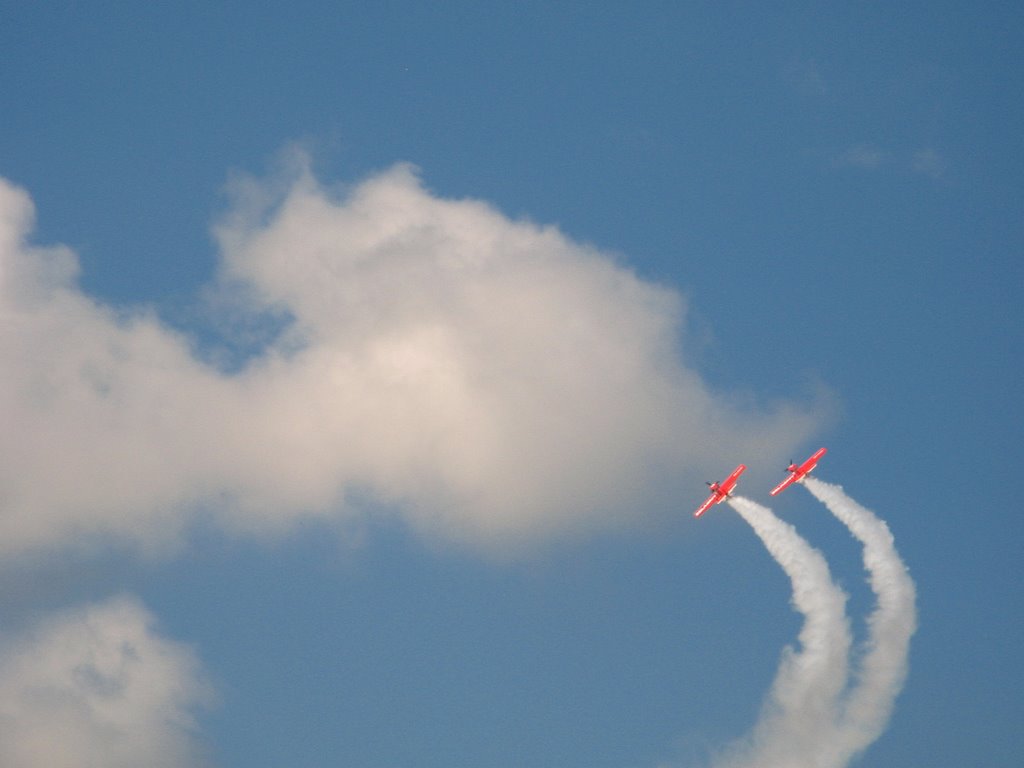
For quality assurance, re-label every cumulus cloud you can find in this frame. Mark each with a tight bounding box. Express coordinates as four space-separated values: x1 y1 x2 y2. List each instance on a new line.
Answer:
0 161 825 556
0 597 211 768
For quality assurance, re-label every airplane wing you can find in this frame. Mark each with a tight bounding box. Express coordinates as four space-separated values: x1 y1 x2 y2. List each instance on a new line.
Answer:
800 447 827 473
721 464 747 494
769 473 799 496
694 492 720 518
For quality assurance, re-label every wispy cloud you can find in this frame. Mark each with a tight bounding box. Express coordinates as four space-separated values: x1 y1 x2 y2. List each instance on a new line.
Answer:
0 160 827 558
910 148 947 180
783 58 829 97
832 144 888 170
831 144 948 180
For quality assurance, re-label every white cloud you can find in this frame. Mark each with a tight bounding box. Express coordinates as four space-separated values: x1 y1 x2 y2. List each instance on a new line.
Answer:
0 597 211 768
0 162 825 556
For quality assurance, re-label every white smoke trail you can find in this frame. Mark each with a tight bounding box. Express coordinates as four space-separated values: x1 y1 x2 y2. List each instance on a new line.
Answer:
803 477 917 764
719 496 851 768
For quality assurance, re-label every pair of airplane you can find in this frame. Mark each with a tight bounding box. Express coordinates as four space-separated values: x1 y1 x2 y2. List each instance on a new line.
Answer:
693 447 827 518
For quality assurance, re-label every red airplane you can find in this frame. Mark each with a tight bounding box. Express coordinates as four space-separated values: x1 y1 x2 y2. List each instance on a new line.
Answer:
769 447 828 496
694 464 747 517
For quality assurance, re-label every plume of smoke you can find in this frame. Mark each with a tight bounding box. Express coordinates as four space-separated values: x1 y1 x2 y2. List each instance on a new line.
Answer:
803 477 917 763
718 497 851 768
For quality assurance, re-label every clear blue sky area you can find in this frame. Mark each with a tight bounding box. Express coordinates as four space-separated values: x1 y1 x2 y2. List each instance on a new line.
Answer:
1 3 1021 767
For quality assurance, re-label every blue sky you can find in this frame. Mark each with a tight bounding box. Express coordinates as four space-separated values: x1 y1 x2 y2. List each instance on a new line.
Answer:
1 2 1021 767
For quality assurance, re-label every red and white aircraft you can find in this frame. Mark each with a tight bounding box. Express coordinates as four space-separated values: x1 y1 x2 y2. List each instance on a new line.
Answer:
769 447 828 496
694 464 747 517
